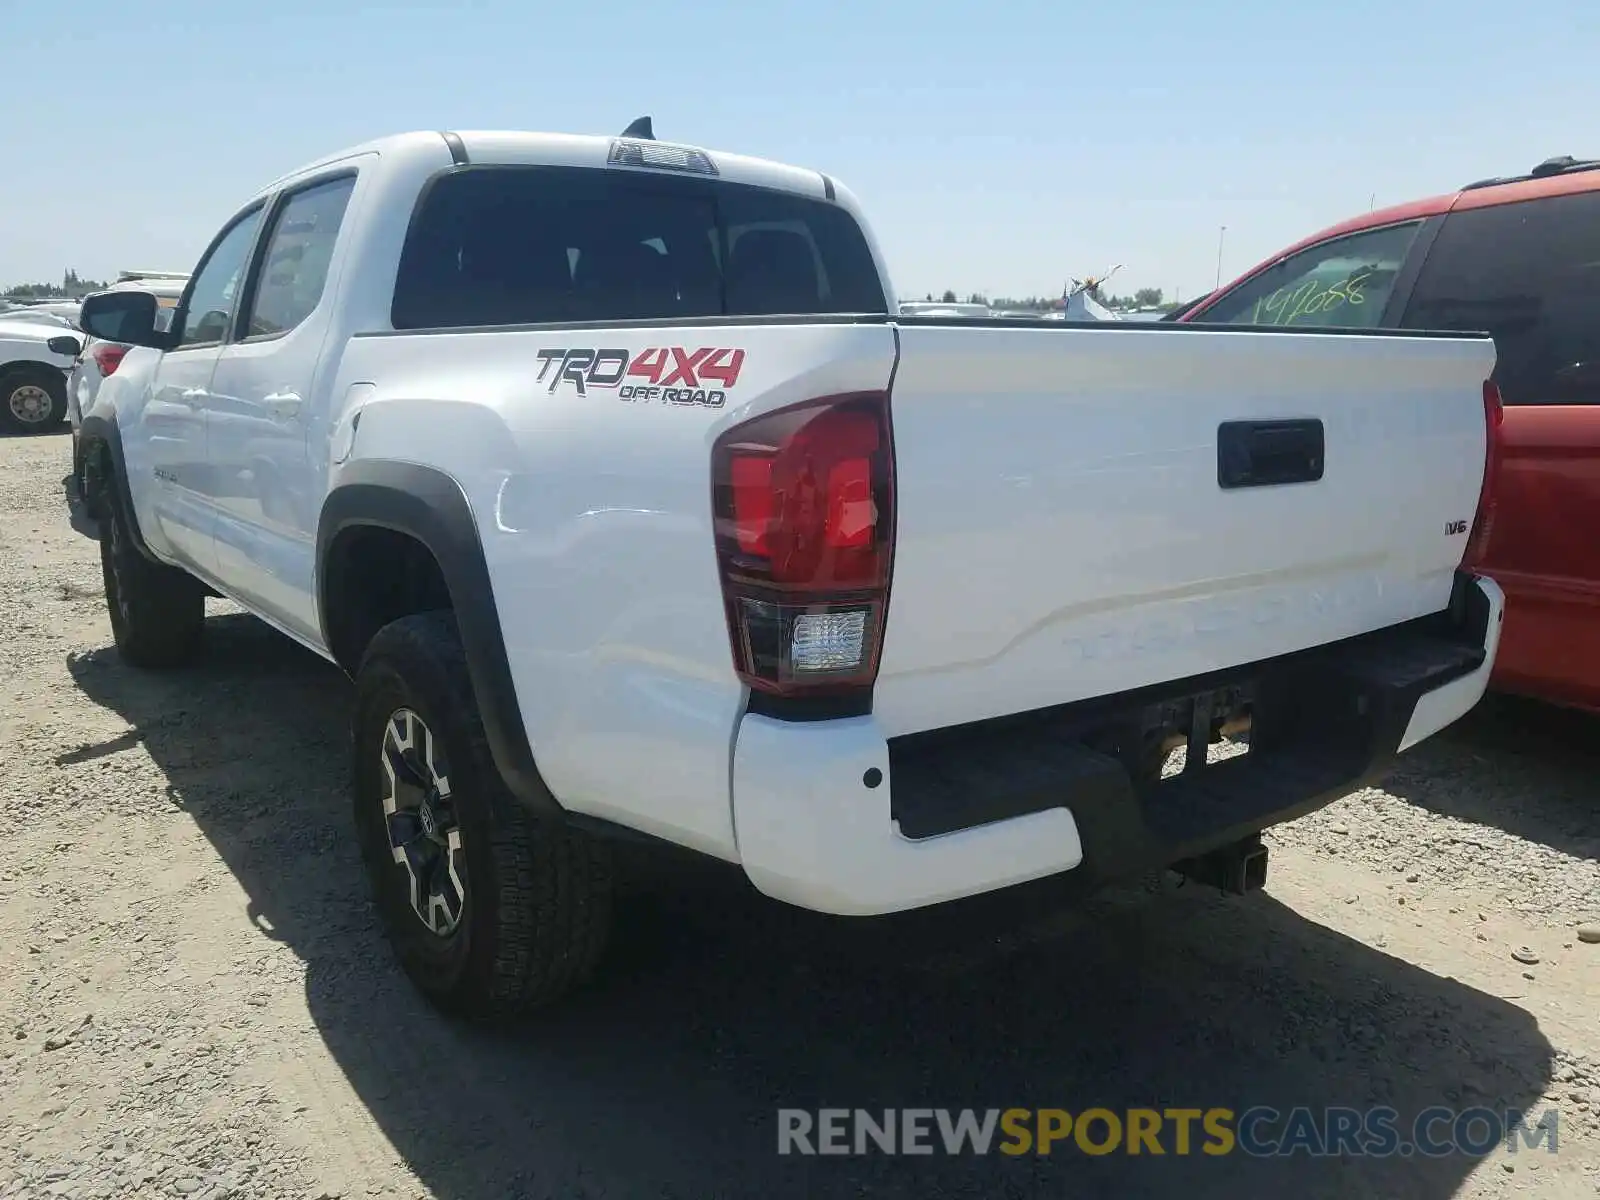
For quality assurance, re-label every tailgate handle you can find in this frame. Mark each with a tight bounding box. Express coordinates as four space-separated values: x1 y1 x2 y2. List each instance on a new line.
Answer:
1217 419 1325 490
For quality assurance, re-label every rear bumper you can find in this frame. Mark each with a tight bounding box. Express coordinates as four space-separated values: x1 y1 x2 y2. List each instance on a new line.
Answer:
730 573 1503 916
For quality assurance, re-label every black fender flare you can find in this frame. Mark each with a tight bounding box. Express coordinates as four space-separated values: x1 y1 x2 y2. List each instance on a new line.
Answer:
76 413 161 561
316 459 562 818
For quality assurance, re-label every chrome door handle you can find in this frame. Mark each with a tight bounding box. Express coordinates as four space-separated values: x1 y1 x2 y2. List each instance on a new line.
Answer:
264 390 303 419
180 388 206 407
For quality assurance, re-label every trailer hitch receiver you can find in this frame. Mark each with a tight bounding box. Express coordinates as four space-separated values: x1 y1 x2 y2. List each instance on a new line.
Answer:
1175 835 1269 896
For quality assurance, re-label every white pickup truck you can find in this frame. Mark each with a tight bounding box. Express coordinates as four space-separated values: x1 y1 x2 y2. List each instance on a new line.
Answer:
75 122 1505 1018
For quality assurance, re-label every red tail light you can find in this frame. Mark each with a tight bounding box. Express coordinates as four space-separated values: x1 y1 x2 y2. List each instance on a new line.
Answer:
711 392 896 697
93 344 129 377
1462 378 1504 569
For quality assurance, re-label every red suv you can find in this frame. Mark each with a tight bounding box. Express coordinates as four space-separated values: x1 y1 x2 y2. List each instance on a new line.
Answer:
1182 156 1600 715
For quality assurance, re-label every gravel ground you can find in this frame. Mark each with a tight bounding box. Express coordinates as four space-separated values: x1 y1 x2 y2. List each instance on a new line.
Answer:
1 427 1597 1199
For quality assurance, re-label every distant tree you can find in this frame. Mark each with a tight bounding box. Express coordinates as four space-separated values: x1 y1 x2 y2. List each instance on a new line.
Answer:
941 289 958 303
965 292 989 306
1133 287 1164 307
2 269 109 300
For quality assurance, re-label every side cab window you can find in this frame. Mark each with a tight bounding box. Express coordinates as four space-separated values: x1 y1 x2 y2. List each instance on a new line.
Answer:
1197 221 1424 329
238 175 359 341
174 207 267 349
1401 190 1600 405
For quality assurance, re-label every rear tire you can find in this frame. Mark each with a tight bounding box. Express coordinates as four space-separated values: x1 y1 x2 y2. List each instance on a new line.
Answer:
352 611 613 1018
98 486 206 667
0 367 69 433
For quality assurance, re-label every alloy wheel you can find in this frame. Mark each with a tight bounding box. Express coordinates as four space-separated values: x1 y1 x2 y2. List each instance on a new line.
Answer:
379 708 467 936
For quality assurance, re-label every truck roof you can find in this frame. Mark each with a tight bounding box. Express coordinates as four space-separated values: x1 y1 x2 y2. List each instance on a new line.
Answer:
255 128 839 209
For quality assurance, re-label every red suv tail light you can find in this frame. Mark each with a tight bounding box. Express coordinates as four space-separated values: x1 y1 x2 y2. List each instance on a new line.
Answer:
711 392 896 698
1462 378 1504 570
93 344 129 377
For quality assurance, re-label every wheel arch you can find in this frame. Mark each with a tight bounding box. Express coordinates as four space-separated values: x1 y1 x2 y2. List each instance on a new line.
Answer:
317 459 562 818
75 413 161 559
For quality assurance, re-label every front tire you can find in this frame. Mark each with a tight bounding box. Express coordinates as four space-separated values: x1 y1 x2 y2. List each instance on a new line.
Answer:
98 486 206 667
0 367 69 433
70 432 85 499
352 611 613 1018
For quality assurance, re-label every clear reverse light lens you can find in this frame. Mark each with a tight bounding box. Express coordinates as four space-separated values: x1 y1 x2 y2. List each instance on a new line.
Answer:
791 609 867 674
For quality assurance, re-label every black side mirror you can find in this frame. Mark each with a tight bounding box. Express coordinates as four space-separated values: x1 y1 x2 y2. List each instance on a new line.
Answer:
79 289 168 349
47 335 84 358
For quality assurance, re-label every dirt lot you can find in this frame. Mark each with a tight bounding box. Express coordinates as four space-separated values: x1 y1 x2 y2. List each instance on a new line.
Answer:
2 427 1598 1200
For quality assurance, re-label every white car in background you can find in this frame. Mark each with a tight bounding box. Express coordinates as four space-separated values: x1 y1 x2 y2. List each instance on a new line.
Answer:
0 299 84 326
0 306 80 330
0 315 81 432
67 273 188 481
899 300 993 318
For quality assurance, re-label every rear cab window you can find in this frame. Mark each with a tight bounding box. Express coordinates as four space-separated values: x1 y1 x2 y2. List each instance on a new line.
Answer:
1196 221 1424 328
390 166 887 329
1400 189 1600 405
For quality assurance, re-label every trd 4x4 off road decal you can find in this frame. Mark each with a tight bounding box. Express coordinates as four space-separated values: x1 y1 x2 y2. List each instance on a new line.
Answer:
535 347 746 408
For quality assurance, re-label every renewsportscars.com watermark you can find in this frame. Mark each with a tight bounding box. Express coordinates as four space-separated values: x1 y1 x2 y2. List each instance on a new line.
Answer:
777 1106 1561 1158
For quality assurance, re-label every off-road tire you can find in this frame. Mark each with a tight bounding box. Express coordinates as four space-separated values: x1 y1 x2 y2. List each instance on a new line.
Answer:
352 611 613 1019
98 485 206 667
0 367 69 433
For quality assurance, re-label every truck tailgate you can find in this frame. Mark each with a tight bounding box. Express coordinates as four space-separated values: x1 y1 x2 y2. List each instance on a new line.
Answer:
875 323 1497 738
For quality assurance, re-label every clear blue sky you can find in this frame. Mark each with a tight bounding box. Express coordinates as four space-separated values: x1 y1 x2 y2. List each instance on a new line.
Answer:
5 0 1597 303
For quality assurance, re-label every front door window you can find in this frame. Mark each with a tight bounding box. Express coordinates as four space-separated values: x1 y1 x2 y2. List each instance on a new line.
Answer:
1196 221 1423 329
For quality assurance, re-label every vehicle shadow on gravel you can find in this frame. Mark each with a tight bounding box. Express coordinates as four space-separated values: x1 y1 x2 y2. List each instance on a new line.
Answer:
67 614 1556 1200
1381 693 1600 862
